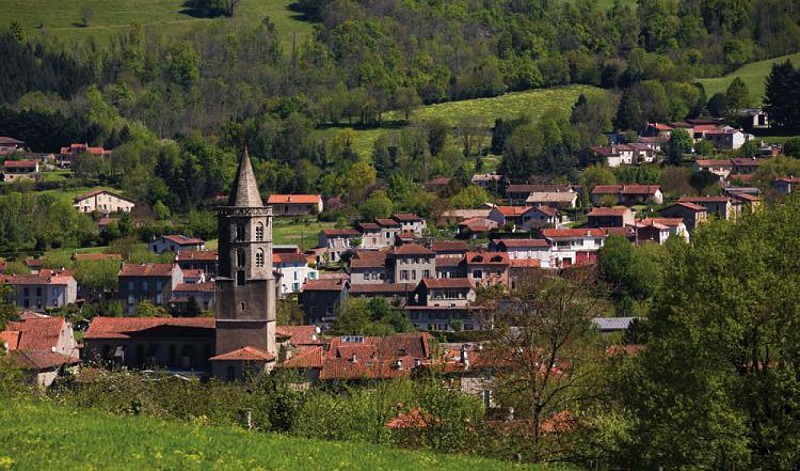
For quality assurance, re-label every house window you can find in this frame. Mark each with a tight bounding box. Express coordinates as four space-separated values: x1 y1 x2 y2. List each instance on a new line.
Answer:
128 281 134 291
143 281 148 291
228 366 236 381
473 270 483 279
255 249 265 268
128 295 135 305
401 270 409 281
423 270 430 279
156 281 163 291
255 222 264 241
292 282 300 291
411 270 417 280
36 287 42 297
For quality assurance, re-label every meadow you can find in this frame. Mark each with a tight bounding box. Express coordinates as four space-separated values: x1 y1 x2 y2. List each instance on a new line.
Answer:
318 85 608 159
1 0 313 48
696 52 800 104
0 400 554 470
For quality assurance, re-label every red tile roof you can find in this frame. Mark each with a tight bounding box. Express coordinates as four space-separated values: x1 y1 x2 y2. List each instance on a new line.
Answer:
695 159 733 168
173 281 215 293
542 228 605 238
667 202 707 212
3 160 37 169
525 205 559 217
302 279 347 292
0 330 20 350
587 207 630 217
420 278 473 290
273 253 308 264
210 346 276 362
430 241 468 253
466 252 509 265
161 234 204 246
496 238 549 249
119 263 175 277
10 350 79 370
679 196 730 203
0 272 74 286
276 325 324 345
385 408 438 429
510 259 542 268
375 218 400 227
392 213 423 222
74 189 135 204
493 206 528 217
175 250 218 262
267 194 322 204
281 346 324 368
393 244 434 256
84 316 215 340
4 317 67 351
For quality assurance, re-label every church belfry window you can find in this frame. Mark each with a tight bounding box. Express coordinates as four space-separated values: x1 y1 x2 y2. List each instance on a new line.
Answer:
256 249 265 267
255 222 264 241
236 224 246 242
237 248 246 267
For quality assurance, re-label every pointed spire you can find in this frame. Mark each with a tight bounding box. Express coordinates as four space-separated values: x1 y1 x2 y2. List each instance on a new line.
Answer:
228 148 263 207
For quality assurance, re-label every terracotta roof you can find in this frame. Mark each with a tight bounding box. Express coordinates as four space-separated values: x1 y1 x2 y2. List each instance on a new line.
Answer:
588 207 630 217
181 269 204 279
74 189 135 204
5 317 66 350
349 283 415 295
525 192 576 204
510 259 542 268
281 346 324 368
327 333 432 362
695 159 733 167
355 222 381 231
173 281 215 293
775 176 800 184
267 194 321 205
435 256 464 267
10 350 79 370
731 193 761 202
175 250 218 262
386 408 439 429
641 218 684 227
493 206 528 217
420 278 473 290
302 279 347 292
591 185 661 195
0 137 24 145
0 330 20 349
496 238 549 249
466 252 509 265
679 196 730 204
3 160 37 168
666 202 706 212
458 217 498 232
524 205 559 217
84 316 215 340
119 263 175 277
393 244 434 256
161 234 204 246
273 253 308 264
392 213 423 222
430 241 468 253
542 228 605 238
375 218 400 227
321 229 360 237
275 325 324 345
73 253 122 262
210 346 276 362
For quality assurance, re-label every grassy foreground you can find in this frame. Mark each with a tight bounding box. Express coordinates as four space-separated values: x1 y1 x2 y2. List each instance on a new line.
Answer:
697 52 800 104
0 401 551 470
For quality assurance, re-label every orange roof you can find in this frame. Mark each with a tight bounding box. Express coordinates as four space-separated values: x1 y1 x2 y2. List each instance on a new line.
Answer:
0 330 20 350
74 189 135 204
496 238 549 249
393 244 434 256
4 317 67 351
175 250 218 262
302 279 347 292
679 196 729 203
119 263 175 277
510 259 542 268
385 408 439 429
273 253 308 264
494 206 528 217
84 316 215 340
420 278 473 290
281 346 324 369
10 350 79 370
173 281 215 293
3 160 37 168
466 251 509 265
267 194 321 204
587 207 630 217
210 346 276 362
430 241 468 253
542 228 605 238
276 325 324 345
161 234 204 246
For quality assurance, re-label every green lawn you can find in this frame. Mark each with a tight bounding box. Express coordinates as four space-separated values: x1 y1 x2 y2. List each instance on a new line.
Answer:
317 85 608 160
696 52 800 105
272 220 335 250
0 401 551 470
3 0 313 48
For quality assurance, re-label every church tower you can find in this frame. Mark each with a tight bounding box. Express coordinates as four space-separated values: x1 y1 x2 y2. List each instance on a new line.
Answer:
211 150 277 379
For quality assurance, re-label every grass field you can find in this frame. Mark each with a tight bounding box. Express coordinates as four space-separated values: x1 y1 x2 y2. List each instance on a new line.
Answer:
0 400 554 470
273 219 335 250
2 0 313 48
318 85 608 159
697 52 800 105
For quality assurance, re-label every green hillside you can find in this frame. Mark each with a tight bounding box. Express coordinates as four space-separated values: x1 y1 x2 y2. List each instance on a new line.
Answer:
319 85 608 158
697 52 800 105
0 401 557 470
1 0 313 46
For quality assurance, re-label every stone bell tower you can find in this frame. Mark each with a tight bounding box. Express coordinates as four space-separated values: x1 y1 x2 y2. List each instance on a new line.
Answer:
211 149 277 378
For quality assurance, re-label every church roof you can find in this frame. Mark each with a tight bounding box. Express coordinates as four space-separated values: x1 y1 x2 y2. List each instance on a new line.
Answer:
228 149 263 207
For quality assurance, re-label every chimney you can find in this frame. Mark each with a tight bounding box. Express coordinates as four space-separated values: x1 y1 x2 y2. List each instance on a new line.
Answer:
395 359 403 370
350 353 357 363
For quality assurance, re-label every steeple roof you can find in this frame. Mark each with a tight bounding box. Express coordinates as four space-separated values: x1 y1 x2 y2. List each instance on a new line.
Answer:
228 149 263 207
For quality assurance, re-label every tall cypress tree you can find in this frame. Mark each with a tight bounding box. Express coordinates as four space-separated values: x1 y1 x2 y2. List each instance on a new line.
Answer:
764 60 799 130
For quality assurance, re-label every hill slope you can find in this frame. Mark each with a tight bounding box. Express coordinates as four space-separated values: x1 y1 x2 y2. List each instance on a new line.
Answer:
697 52 800 105
0 401 558 470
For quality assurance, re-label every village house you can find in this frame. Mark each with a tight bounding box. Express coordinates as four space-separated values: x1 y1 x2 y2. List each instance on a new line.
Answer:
274 251 318 296
354 222 387 250
435 256 467 279
592 145 634 167
389 244 436 284
518 206 560 231
73 189 135 215
628 142 658 163
318 228 360 263
438 208 492 227
423 177 452 193
170 281 216 313
692 159 734 180
505 184 572 204
1 269 78 312
347 251 388 285
393 213 428 236
742 109 769 129
375 218 402 242
634 218 689 244
773 176 800 195
411 278 476 308
151 235 206 254
542 228 606 267
83 317 216 371
524 192 578 210
458 217 499 239
586 207 635 228
1 315 80 386
0 136 25 156
492 239 552 268
348 283 415 303
660 202 708 233
299 278 349 325
405 304 486 332
471 173 503 190
57 143 111 168
3 159 39 182
267 194 323 217
465 252 510 288
729 192 762 218
430 241 469 259
174 250 218 277
730 158 766 175
703 127 750 151
118 263 184 315
488 206 528 228
591 185 663 206
678 196 732 220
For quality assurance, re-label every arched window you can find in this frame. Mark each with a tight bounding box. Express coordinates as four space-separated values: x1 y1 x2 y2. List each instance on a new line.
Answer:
237 248 246 267
255 222 264 241
255 249 265 267
236 224 246 242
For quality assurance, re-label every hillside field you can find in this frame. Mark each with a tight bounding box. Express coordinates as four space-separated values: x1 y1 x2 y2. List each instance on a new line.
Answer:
318 85 608 159
1 0 313 47
697 52 800 105
0 400 561 470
